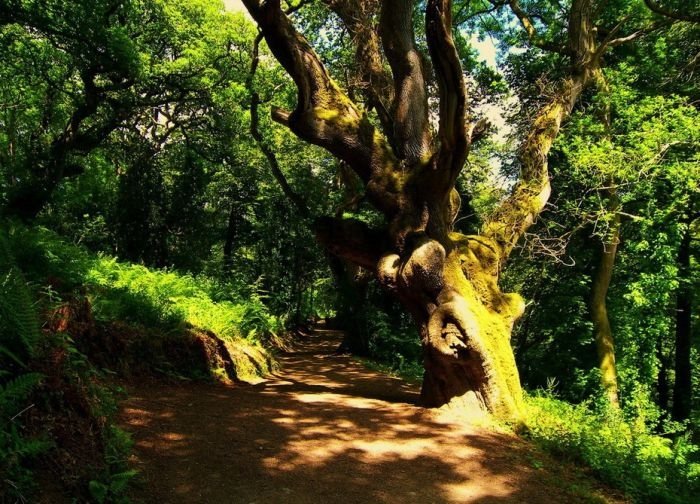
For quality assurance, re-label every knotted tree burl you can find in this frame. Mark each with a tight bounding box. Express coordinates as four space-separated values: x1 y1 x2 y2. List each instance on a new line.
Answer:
242 0 607 419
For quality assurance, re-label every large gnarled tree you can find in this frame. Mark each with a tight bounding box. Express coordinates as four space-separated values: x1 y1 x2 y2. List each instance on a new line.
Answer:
241 0 669 419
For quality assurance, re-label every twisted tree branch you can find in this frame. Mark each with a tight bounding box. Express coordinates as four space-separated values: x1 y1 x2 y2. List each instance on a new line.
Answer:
426 0 468 176
501 0 566 53
241 0 396 186
380 0 431 165
247 32 311 218
322 0 394 135
644 0 700 24
483 0 597 262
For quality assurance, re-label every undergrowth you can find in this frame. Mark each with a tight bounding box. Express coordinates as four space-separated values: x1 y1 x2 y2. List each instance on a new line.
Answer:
1 225 142 502
6 223 283 380
364 301 423 382
7 224 284 344
0 231 48 502
522 393 700 503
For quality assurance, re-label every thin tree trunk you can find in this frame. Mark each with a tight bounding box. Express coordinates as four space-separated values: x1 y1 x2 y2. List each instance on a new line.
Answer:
7 107 16 161
672 223 692 421
293 246 303 325
327 254 370 354
656 339 670 413
588 66 621 408
589 198 621 408
223 202 237 274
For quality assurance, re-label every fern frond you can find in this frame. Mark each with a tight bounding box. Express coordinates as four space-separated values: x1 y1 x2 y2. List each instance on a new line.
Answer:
12 437 51 458
0 233 41 362
0 373 42 417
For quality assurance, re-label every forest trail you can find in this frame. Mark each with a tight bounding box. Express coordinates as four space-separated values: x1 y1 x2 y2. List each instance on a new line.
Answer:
120 327 620 504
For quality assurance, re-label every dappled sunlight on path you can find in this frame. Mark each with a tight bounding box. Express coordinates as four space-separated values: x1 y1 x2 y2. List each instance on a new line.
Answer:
120 328 616 503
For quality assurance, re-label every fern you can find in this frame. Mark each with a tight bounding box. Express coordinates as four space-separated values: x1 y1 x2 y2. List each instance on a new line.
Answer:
0 229 47 502
0 372 46 503
0 232 41 364
12 437 51 458
0 373 43 420
0 344 28 369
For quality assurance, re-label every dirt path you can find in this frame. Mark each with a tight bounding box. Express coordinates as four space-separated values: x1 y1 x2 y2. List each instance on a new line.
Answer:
120 328 620 503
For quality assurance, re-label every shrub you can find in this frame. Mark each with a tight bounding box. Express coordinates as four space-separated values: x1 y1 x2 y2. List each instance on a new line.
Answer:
366 307 423 381
522 393 700 503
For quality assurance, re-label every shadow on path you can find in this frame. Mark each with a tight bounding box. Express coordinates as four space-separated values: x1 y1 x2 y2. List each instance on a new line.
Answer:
120 328 619 503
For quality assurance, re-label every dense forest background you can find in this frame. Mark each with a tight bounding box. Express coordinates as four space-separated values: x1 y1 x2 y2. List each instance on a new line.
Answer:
0 0 698 502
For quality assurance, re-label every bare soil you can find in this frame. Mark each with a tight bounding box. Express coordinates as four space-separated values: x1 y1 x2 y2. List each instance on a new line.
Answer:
119 327 624 503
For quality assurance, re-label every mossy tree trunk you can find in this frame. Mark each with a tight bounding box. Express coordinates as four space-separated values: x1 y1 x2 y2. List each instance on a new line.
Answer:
589 201 621 408
242 0 613 420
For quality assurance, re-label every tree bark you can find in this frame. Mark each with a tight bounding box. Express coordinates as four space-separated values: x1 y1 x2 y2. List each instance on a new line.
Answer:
414 242 526 416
